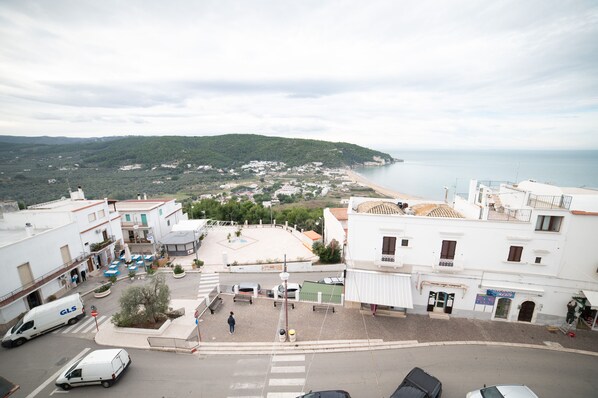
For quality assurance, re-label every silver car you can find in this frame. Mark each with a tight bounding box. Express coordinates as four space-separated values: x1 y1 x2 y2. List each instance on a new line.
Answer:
466 385 538 398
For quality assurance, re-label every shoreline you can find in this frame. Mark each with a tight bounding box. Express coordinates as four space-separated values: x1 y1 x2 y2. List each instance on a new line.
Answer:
344 168 418 200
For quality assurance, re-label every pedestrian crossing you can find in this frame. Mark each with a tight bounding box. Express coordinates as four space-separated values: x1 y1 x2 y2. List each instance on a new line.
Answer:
52 315 109 336
198 273 220 299
227 354 307 398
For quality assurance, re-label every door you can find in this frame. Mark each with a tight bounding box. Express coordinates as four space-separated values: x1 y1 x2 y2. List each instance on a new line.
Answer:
433 292 447 313
87 258 94 272
495 297 512 319
445 293 455 314
26 291 41 309
141 214 148 226
518 301 535 322
427 291 436 312
102 230 108 241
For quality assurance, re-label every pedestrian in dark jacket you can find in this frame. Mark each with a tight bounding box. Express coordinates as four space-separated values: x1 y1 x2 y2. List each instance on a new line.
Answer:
228 311 235 334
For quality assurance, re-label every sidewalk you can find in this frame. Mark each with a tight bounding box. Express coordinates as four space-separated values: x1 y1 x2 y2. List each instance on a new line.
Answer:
68 271 598 356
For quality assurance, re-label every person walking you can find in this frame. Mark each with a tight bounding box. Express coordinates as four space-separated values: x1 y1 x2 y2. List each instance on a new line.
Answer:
227 311 236 334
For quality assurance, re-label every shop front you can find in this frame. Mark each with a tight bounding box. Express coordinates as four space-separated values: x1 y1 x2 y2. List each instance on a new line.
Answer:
481 282 545 323
580 290 598 331
345 269 413 317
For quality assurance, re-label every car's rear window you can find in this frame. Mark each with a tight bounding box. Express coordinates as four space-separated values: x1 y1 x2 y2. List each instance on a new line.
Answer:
480 387 504 398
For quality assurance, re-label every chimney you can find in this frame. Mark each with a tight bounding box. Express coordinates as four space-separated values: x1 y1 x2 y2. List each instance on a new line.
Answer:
25 222 34 237
137 193 141 200
70 186 85 200
143 193 147 200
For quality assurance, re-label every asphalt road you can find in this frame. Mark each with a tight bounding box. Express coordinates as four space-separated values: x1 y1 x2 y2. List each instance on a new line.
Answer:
1 333 597 398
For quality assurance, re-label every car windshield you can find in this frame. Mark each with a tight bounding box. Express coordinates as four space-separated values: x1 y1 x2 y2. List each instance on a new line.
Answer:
480 386 504 398
11 319 23 333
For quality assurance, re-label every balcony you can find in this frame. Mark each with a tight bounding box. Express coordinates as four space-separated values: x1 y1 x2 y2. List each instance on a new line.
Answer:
89 236 116 253
374 254 403 269
487 208 532 222
527 194 572 210
433 257 463 272
0 253 90 308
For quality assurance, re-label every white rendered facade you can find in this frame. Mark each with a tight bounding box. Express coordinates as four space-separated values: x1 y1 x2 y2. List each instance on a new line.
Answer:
345 180 598 326
0 188 123 329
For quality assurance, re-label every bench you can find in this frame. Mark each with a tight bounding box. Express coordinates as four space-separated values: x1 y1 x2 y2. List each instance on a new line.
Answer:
273 299 295 309
208 297 223 314
233 294 253 304
313 304 335 313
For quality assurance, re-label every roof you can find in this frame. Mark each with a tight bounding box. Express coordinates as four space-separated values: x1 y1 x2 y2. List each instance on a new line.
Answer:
411 203 464 218
303 230 322 240
27 198 105 212
329 208 348 221
161 230 196 244
356 201 404 215
171 219 208 232
115 200 171 211
301 281 344 304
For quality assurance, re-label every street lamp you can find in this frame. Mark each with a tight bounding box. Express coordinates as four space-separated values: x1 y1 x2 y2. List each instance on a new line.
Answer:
279 254 289 341
193 230 199 261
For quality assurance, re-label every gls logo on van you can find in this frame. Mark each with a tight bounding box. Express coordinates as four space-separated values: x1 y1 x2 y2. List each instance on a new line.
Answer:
60 306 77 316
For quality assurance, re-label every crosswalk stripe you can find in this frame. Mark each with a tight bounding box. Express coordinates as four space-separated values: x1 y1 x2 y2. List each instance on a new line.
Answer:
65 317 95 333
81 316 107 333
201 275 219 281
229 382 265 390
268 378 305 386
270 366 305 373
266 393 303 398
271 355 305 362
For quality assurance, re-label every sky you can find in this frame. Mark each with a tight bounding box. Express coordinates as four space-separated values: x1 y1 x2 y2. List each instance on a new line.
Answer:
0 0 597 152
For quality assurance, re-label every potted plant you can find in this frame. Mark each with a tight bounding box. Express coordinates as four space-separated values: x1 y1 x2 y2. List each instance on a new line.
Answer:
94 283 112 298
108 275 117 284
129 270 136 280
173 264 186 279
193 259 204 269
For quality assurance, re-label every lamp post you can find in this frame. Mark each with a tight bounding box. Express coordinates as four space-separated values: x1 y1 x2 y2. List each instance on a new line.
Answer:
193 230 199 261
279 254 289 341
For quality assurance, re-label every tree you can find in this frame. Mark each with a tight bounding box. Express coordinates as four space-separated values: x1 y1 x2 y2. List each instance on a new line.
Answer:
111 274 171 327
312 239 341 264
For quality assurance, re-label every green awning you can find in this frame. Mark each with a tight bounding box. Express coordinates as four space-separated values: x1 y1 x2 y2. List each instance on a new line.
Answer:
300 281 344 304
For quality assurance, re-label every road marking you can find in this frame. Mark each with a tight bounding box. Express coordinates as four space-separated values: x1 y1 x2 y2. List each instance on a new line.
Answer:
49 389 68 395
81 316 106 333
229 382 265 390
270 366 305 373
233 369 265 376
68 317 95 333
25 347 91 398
271 355 305 362
268 378 305 386
266 393 302 398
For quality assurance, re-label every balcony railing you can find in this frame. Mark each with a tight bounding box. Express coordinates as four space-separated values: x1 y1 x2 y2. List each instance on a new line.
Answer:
0 253 90 308
527 194 572 210
374 254 403 268
487 208 532 222
89 236 115 253
434 256 463 271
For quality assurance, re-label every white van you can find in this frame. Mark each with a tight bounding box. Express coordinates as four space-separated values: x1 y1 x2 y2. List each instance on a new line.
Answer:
2 294 85 348
55 349 131 390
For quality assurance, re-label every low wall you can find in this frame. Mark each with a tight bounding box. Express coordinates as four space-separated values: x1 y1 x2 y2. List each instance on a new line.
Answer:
228 262 345 273
114 319 172 335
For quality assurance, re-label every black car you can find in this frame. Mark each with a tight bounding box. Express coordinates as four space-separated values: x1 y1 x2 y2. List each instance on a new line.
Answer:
297 390 351 398
390 367 442 398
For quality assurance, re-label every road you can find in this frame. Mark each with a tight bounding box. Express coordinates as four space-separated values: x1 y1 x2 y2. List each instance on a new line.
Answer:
1 333 596 398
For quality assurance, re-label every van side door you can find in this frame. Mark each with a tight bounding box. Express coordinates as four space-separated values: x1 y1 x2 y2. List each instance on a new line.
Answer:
18 321 35 338
68 368 85 387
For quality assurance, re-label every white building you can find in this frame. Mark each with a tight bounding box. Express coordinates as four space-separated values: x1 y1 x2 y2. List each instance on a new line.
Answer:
0 188 123 329
115 197 187 254
340 180 598 328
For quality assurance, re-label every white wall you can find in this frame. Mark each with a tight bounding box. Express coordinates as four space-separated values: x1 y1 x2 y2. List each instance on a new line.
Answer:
324 208 346 248
558 214 598 282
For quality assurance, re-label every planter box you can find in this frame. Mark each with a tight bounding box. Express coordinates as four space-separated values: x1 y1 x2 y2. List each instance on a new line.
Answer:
93 288 112 298
173 271 186 279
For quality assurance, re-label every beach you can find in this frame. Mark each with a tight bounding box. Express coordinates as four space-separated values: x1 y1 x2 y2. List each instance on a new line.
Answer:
345 169 418 200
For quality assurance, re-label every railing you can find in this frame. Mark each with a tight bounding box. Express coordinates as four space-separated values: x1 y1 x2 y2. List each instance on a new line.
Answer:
434 257 463 271
90 236 115 252
374 254 403 268
438 259 454 268
0 253 89 307
527 194 572 210
487 208 532 222
477 180 515 189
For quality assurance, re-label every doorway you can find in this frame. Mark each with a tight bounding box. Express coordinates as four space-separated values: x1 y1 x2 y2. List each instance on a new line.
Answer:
26 290 42 309
426 291 455 314
518 300 535 322
495 297 512 319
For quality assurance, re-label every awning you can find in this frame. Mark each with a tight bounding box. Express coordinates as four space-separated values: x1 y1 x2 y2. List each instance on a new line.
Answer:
582 290 598 309
480 282 544 296
345 269 413 308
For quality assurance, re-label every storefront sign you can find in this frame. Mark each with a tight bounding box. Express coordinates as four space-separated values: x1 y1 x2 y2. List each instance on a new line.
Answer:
476 294 496 306
487 289 515 298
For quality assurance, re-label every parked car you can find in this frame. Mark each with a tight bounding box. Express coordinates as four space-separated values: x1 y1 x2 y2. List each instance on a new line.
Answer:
232 282 261 294
466 385 539 398
390 367 442 398
55 348 131 390
297 390 351 398
268 283 301 298
317 277 344 286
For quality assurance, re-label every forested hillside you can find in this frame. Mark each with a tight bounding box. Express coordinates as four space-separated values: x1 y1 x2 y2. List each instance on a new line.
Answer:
0 134 393 205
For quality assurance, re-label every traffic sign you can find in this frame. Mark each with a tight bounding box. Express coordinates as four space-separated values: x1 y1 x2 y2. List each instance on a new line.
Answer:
91 309 98 317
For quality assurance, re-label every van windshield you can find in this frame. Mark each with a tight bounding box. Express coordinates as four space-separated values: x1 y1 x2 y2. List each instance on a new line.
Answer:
11 319 23 333
66 359 82 376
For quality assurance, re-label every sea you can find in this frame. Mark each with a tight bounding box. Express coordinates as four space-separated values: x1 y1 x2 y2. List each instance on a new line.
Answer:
354 150 598 201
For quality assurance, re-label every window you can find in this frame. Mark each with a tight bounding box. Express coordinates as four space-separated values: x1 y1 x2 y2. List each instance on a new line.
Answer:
535 215 563 232
20 321 34 332
70 369 82 378
125 214 131 222
440 240 456 260
88 213 96 222
535 257 542 264
167 220 171 226
159 209 163 216
98 209 105 218
382 237 397 255
508 246 523 262
401 239 409 247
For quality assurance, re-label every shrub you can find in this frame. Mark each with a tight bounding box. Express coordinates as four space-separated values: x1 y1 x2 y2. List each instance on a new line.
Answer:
109 275 117 284
147 267 156 275
173 264 185 275
112 274 170 327
193 259 204 268
312 239 341 264
129 270 137 279
94 283 111 294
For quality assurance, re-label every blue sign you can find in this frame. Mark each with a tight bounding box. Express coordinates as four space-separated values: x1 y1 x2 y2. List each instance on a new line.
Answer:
487 289 515 298
475 294 496 306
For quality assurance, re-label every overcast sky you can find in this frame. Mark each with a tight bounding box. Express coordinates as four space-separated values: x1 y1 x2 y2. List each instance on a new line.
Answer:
0 0 597 152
